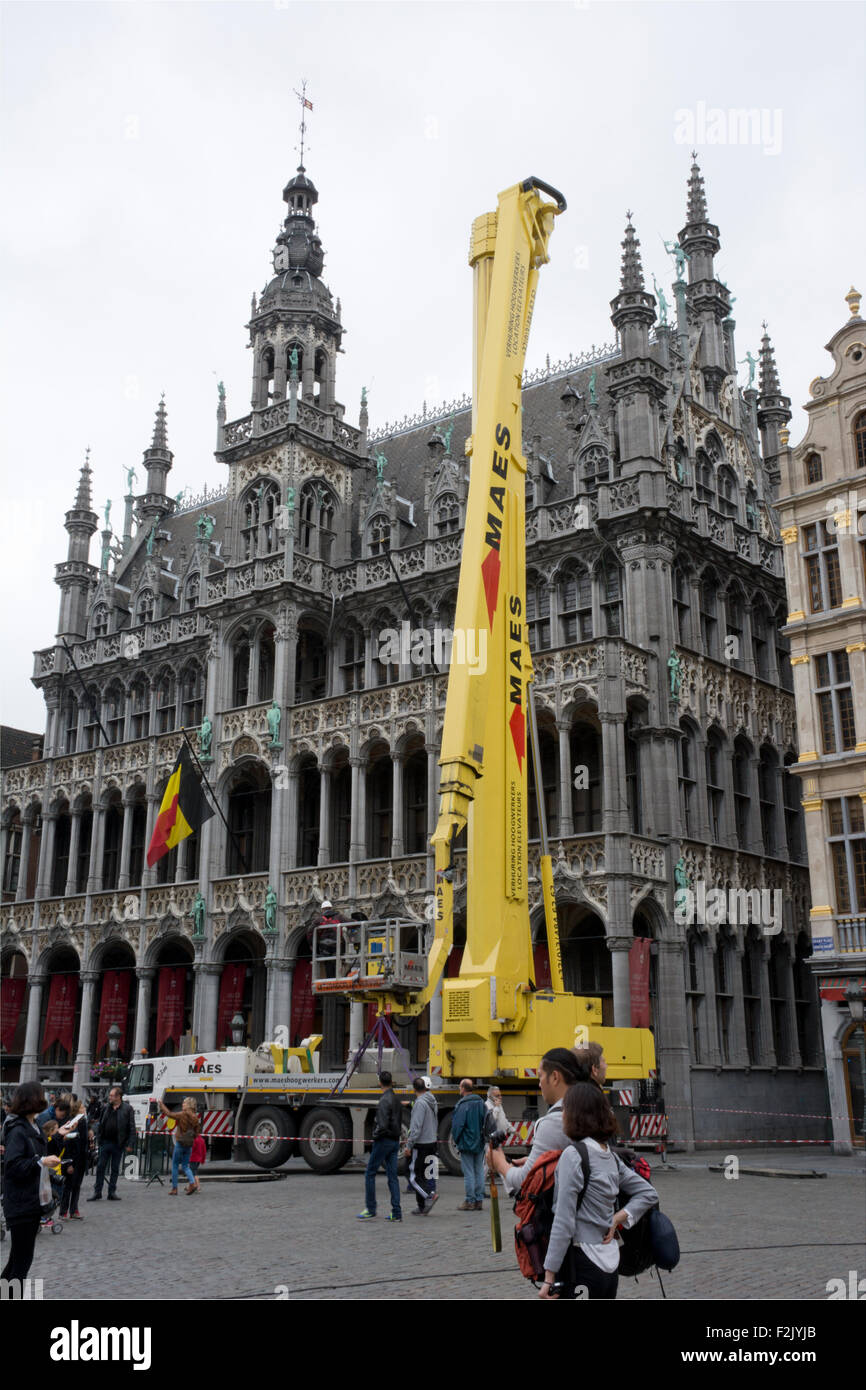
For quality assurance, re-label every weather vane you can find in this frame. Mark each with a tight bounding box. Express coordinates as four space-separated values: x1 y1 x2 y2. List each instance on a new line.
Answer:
294 80 313 168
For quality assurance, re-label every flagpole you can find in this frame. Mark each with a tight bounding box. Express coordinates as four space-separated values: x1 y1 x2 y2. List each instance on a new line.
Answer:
179 726 251 875
60 639 112 747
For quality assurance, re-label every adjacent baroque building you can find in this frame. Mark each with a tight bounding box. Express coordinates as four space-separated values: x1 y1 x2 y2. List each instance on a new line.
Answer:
1 159 825 1148
777 288 866 1151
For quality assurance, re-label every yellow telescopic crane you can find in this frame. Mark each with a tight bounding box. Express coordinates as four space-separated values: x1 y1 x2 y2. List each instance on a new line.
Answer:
314 178 656 1088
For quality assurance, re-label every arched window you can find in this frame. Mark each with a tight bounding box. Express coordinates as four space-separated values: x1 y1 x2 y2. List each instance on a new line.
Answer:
240 482 282 561
127 792 147 887
257 624 275 703
625 712 642 834
179 664 204 727
679 720 698 839
854 410 866 470
368 514 390 558
725 587 744 668
717 466 737 518
751 598 770 680
232 632 251 708
805 452 823 485
366 745 392 858
696 450 714 505
705 730 725 841
570 722 601 833
528 723 557 840
685 930 705 1062
92 604 110 638
61 694 78 755
783 752 804 862
559 565 593 644
581 446 609 491
155 670 176 734
226 766 272 874
526 573 551 650
136 590 155 625
258 346 275 409
733 735 753 847
105 683 125 745
759 747 779 858
183 572 200 611
741 927 764 1064
129 679 149 740
403 745 428 854
3 810 22 896
75 800 93 893
299 481 338 556
296 628 326 702
313 348 328 406
433 493 459 537
599 558 622 636
296 754 320 866
338 625 365 693
672 566 691 647
699 572 719 659
372 612 399 687
50 804 71 898
102 793 123 890
83 688 101 749
714 928 736 1062
330 753 351 861
769 937 792 1064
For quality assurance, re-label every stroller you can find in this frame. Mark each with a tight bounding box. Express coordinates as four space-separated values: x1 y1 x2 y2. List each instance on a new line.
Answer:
39 1183 64 1236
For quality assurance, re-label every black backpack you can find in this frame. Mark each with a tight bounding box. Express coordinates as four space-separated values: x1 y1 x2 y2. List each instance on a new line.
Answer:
618 1204 680 1282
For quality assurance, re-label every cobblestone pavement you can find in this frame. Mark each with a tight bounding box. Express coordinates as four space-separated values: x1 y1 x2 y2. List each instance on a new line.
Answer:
21 1149 865 1303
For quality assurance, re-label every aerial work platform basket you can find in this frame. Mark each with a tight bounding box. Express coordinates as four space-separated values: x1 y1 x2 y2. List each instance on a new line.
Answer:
311 918 427 997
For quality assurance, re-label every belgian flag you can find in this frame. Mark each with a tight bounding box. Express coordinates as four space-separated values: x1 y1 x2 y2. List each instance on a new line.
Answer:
146 744 214 867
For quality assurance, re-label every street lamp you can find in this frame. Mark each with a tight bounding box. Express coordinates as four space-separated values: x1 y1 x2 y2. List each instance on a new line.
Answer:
230 1012 245 1047
844 982 865 1147
107 1023 121 1057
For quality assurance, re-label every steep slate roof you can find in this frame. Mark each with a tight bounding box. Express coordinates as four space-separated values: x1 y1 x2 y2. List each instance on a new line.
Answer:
1 726 43 769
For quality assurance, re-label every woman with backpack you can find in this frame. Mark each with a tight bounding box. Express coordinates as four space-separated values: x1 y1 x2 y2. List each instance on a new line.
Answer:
538 1082 658 1301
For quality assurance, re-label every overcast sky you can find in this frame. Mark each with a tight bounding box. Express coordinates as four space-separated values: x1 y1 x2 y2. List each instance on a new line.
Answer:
1 0 864 731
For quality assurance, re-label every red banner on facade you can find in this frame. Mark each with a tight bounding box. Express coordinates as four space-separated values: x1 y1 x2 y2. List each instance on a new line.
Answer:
96 970 131 1053
155 967 187 1052
291 959 315 1044
1 977 26 1051
41 973 79 1056
629 939 651 1028
216 963 247 1046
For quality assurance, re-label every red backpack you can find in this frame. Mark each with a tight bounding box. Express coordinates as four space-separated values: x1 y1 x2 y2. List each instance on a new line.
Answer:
512 1146 590 1283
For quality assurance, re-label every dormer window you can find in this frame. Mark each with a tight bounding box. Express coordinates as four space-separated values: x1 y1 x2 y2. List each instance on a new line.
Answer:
368 515 390 558
299 482 337 561
136 590 155 625
433 494 459 536
805 452 823 484
183 572 200 611
92 604 109 638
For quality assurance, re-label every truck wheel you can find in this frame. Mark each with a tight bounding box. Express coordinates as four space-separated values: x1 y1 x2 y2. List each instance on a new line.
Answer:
437 1111 462 1177
300 1107 352 1174
245 1107 297 1169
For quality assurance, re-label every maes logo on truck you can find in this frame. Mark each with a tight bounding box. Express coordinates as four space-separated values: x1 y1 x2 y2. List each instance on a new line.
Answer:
189 1056 222 1075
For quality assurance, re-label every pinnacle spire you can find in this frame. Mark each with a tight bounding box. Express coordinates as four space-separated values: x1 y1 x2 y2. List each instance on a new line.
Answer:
686 152 708 224
151 395 168 452
619 213 645 292
74 447 93 510
758 325 781 396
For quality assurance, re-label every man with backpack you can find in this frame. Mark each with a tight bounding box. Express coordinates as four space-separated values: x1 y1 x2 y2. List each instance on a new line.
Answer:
450 1079 487 1211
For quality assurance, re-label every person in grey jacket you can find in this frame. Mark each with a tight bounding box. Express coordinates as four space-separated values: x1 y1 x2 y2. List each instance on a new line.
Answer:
406 1077 438 1215
540 1083 658 1300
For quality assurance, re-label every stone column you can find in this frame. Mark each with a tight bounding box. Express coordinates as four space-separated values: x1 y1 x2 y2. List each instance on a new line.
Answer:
73 971 100 1088
19 974 46 1080
86 803 107 894
654 940 695 1151
317 765 331 866
34 809 58 900
141 794 161 889
265 960 293 1040
729 943 751 1067
769 761 786 859
720 742 737 848
285 766 300 871
193 963 222 1053
600 713 628 834
557 722 574 838
608 935 633 1029
693 731 711 842
15 814 34 903
65 809 83 897
117 796 135 890
744 751 763 854
133 968 156 1056
349 757 366 862
390 753 404 859
757 943 777 1067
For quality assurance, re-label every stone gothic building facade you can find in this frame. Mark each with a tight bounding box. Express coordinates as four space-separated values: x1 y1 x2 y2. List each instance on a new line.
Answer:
1 160 829 1147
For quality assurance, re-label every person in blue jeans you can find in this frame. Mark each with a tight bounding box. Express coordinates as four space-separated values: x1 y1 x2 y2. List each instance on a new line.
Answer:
358 1071 403 1221
450 1078 487 1210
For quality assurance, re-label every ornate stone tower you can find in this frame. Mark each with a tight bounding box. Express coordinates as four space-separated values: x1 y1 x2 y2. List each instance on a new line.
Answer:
679 156 731 412
55 450 98 640
135 396 175 531
248 165 343 413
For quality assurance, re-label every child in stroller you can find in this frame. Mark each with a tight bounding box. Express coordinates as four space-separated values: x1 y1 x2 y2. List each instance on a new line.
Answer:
39 1121 65 1235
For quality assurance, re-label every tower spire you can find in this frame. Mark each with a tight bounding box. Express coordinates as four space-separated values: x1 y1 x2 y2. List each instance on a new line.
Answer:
294 80 313 170
686 150 709 224
619 211 646 292
151 394 169 451
74 446 93 510
758 322 781 396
